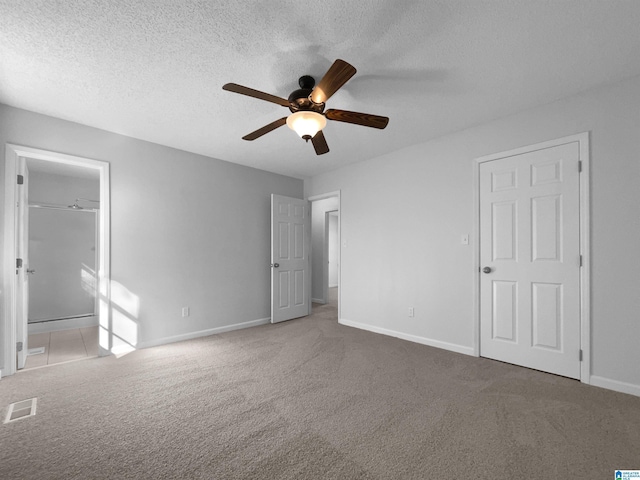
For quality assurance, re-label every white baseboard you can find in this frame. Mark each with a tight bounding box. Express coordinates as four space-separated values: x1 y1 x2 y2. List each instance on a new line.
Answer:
311 298 326 304
338 318 475 357
338 318 640 398
329 284 338 288
589 375 640 398
28 315 99 334
137 317 271 349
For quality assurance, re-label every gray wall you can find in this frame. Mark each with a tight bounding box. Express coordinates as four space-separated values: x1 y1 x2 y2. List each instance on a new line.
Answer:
306 74 640 393
0 104 303 370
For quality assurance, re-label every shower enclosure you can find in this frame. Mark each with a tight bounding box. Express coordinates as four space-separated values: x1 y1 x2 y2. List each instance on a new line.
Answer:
28 202 98 324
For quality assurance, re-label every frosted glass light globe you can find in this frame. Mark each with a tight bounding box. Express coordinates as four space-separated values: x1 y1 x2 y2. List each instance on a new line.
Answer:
286 111 326 140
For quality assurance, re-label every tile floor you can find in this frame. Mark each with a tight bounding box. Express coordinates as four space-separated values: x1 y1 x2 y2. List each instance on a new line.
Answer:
24 326 99 370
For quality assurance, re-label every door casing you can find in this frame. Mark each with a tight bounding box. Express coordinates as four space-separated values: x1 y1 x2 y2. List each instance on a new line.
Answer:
2 144 110 377
16 158 29 369
472 133 591 383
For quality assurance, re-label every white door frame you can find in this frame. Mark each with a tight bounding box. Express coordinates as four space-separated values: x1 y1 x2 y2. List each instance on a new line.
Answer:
2 144 111 377
472 133 591 383
308 191 341 319
15 158 29 369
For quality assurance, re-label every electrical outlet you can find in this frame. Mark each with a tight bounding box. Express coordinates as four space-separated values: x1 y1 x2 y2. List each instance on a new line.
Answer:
182 307 190 317
408 307 415 317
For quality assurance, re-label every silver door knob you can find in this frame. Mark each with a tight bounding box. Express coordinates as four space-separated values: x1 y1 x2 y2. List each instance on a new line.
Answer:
26 268 36 274
271 263 280 268
482 266 492 274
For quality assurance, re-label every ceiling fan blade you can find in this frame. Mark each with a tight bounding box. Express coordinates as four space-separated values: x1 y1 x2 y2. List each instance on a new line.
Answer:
311 130 330 155
242 117 288 141
223 83 290 107
310 59 357 104
325 109 389 129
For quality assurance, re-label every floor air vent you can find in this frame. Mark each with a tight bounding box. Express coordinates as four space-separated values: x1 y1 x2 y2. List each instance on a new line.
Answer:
4 398 37 423
28 347 46 356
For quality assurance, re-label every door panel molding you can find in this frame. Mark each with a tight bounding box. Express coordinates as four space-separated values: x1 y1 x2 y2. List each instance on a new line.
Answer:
472 132 590 383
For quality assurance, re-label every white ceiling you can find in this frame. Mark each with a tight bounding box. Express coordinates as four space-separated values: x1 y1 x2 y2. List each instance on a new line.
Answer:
1 1 640 179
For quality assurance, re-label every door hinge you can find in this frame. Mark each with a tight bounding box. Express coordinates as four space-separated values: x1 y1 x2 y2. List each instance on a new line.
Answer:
17 342 23 352
17 174 24 185
579 255 583 267
579 349 583 361
578 161 582 173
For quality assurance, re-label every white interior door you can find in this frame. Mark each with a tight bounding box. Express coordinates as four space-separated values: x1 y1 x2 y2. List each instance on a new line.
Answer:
479 141 581 379
271 194 311 323
16 158 29 369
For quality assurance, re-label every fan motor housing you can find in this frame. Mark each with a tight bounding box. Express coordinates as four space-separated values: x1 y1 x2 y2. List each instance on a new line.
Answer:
288 75 325 114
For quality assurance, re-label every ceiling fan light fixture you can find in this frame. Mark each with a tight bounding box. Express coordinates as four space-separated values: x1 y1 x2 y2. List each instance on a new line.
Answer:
286 111 326 141
223 59 387 155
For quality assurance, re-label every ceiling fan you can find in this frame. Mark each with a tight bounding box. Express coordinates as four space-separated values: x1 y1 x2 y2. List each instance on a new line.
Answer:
222 59 389 155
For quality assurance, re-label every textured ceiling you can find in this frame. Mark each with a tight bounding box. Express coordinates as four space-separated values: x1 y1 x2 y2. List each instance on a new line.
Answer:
1 1 640 179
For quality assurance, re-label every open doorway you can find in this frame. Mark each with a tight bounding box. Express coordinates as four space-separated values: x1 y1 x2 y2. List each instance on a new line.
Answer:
23 160 100 369
2 145 110 377
309 191 340 320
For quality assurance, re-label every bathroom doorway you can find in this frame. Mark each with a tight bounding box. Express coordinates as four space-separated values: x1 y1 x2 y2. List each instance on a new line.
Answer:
24 163 100 369
2 144 110 376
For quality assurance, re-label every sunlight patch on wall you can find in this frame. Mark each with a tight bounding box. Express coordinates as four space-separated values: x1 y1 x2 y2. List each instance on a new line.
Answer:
97 279 141 356
113 309 138 347
111 280 140 318
111 335 136 357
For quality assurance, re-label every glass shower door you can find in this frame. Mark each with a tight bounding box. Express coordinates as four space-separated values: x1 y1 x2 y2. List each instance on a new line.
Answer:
28 207 97 323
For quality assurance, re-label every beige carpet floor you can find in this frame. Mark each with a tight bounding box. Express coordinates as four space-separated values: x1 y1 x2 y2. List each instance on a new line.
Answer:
1 297 639 479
